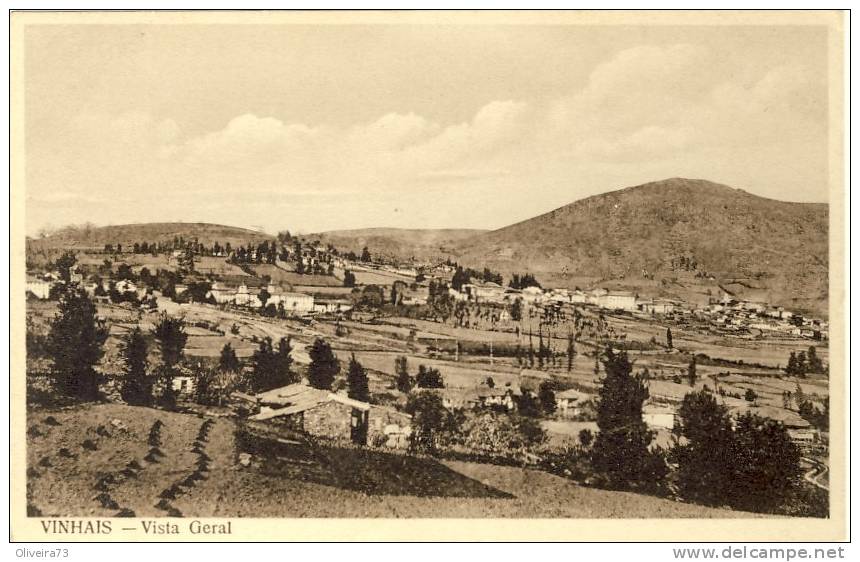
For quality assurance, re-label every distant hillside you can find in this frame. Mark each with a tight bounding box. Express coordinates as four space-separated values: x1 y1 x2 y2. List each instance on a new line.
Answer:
310 228 487 262
28 222 273 251
453 178 828 316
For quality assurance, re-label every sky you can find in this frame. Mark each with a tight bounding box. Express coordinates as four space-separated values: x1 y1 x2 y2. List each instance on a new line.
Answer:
24 22 831 236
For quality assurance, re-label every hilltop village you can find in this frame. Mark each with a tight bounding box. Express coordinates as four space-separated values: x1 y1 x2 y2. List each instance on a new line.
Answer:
25 228 830 518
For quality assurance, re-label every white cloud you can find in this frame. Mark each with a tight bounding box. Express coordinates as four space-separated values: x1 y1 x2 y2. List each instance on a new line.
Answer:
26 43 828 234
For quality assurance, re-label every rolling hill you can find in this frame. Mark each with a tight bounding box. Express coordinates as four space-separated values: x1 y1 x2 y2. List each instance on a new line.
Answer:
452 178 829 316
27 222 273 252
309 228 487 261
25 178 830 315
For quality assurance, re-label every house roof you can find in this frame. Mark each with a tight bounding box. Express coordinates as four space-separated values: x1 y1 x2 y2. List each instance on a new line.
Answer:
252 385 372 421
275 291 313 299
218 274 263 287
729 404 811 428
643 404 676 415
257 383 325 406
475 387 510 398
556 388 589 401
606 290 635 297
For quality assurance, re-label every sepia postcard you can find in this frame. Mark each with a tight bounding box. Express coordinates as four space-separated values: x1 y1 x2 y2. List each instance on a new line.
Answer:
9 9 848 542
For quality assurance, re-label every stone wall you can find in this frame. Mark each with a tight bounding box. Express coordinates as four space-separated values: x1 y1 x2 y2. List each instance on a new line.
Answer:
304 400 366 444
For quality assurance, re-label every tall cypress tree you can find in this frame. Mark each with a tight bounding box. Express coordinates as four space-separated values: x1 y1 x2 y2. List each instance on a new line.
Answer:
687 356 698 387
395 356 412 393
528 329 535 368
120 327 151 406
567 333 576 372
537 326 545 369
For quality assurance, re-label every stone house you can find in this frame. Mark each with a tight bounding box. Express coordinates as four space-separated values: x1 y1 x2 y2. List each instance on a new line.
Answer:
251 384 411 448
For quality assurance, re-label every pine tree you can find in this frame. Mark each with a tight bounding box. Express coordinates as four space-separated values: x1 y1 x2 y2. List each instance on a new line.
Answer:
786 351 798 375
666 327 673 349
516 392 541 418
258 288 271 309
794 382 805 410
251 338 274 393
54 251 78 285
346 354 370 402
219 343 240 373
510 298 522 322
250 337 292 393
120 327 151 405
538 382 557 415
404 393 448 453
591 347 661 490
807 346 824 374
343 270 356 287
307 338 339 390
47 287 108 401
675 389 735 506
416 365 444 389
731 413 802 513
796 351 808 377
152 313 187 407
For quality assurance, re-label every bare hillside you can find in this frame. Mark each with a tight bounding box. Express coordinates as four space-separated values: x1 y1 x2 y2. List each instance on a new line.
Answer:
453 178 828 315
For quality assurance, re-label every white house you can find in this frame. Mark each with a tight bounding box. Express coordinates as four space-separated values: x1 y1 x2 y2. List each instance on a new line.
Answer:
208 281 236 304
520 285 545 304
26 275 53 299
642 404 676 430
234 284 260 307
639 298 676 315
463 281 507 303
313 299 353 314
268 291 314 314
115 279 138 294
586 288 608 305
570 290 587 304
172 375 196 395
556 388 588 417
600 290 637 311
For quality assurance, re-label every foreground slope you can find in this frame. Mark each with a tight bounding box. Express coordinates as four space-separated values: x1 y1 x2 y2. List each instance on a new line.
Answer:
27 403 754 519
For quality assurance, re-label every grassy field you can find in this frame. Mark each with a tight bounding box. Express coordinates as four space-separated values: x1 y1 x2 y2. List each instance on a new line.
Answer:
26 403 759 519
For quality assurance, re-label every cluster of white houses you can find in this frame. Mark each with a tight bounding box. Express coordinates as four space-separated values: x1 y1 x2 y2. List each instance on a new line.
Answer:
206 277 353 316
456 281 667 313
